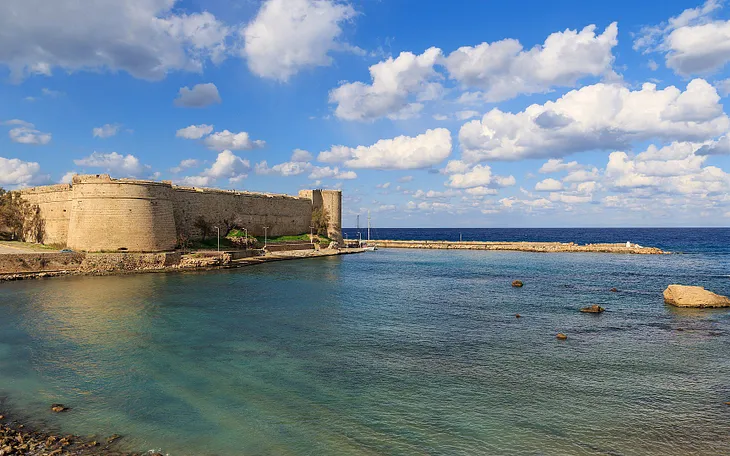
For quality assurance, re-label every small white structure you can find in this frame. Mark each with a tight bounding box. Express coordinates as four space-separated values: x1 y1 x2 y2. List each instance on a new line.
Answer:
626 241 631 248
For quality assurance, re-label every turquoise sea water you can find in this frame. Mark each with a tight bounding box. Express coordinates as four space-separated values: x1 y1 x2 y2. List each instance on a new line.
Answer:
1 248 730 455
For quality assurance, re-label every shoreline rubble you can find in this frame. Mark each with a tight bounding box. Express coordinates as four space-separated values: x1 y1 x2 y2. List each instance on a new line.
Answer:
0 411 149 456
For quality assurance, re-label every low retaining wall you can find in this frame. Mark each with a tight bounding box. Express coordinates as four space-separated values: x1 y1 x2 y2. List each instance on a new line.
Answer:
0 252 183 275
264 242 315 252
78 252 181 272
0 253 86 274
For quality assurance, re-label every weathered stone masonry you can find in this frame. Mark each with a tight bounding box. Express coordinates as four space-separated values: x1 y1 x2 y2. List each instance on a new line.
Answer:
20 174 342 252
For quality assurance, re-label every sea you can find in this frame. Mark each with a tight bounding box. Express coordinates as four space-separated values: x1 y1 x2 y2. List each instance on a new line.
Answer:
1 228 729 455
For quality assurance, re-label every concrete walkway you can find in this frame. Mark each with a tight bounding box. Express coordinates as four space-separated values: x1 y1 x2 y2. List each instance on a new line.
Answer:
0 242 51 254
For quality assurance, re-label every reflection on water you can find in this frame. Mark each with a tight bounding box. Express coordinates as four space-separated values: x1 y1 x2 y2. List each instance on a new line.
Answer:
1 250 729 455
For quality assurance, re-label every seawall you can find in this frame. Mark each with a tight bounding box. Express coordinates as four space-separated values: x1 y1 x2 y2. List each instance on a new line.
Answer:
0 248 365 281
0 252 181 275
374 240 665 254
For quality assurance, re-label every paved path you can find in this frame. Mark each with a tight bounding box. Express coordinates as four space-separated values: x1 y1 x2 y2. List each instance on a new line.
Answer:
0 242 54 254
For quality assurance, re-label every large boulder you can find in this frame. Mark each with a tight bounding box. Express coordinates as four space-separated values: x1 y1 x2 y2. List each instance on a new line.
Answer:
663 285 730 308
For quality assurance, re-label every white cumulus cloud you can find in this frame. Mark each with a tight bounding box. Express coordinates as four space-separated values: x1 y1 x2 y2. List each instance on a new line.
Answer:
308 166 357 180
0 156 48 187
8 125 52 145
200 150 252 183
459 79 729 162
318 128 452 170
535 178 563 191
329 47 443 121
291 149 313 161
93 123 121 138
242 0 357 81
174 83 222 108
633 1 730 76
176 124 214 140
74 152 147 176
445 23 618 102
0 0 234 81
204 130 265 151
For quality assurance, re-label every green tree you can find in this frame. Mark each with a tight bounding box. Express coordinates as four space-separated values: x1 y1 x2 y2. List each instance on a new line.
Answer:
311 207 330 237
193 215 212 241
0 188 46 242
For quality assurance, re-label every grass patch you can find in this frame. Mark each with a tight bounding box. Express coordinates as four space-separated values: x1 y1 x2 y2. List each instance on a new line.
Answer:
254 233 330 243
187 237 238 250
227 229 249 238
0 241 59 251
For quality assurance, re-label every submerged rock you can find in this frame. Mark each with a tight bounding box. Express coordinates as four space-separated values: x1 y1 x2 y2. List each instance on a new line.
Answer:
50 404 68 413
663 285 730 308
580 304 605 313
556 333 568 340
512 280 523 288
107 434 121 444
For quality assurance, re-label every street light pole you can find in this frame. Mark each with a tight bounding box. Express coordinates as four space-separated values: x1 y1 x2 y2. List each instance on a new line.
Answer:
263 226 269 249
214 226 220 252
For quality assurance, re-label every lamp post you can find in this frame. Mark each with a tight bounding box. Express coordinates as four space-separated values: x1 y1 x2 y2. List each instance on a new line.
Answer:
263 226 269 249
310 225 314 243
214 226 220 252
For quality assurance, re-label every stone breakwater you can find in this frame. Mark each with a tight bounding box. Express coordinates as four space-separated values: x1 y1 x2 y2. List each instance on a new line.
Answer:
375 240 665 254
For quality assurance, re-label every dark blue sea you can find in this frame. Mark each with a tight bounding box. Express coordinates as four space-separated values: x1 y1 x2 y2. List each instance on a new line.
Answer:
1 228 729 455
343 227 730 254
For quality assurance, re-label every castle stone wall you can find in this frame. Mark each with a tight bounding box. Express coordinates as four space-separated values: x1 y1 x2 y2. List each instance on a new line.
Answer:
172 187 313 238
19 175 342 252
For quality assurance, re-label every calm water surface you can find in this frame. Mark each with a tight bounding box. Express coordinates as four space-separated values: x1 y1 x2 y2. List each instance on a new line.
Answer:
1 242 730 455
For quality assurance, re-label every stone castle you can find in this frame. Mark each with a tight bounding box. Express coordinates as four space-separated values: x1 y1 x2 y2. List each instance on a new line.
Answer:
20 174 342 252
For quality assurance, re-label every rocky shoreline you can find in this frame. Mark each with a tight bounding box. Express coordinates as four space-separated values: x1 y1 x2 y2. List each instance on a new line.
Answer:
0 411 152 456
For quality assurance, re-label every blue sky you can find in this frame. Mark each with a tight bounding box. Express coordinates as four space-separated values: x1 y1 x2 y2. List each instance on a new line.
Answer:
2 0 730 227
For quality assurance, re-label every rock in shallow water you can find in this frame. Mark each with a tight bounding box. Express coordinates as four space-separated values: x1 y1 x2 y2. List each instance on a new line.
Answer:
663 285 730 308
580 304 605 313
50 404 68 413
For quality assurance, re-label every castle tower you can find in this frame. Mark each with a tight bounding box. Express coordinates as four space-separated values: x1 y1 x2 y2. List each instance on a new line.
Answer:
299 189 343 242
67 175 177 252
321 190 342 243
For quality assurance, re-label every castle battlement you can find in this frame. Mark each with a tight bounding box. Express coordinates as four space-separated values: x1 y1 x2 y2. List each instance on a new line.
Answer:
20 174 342 252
